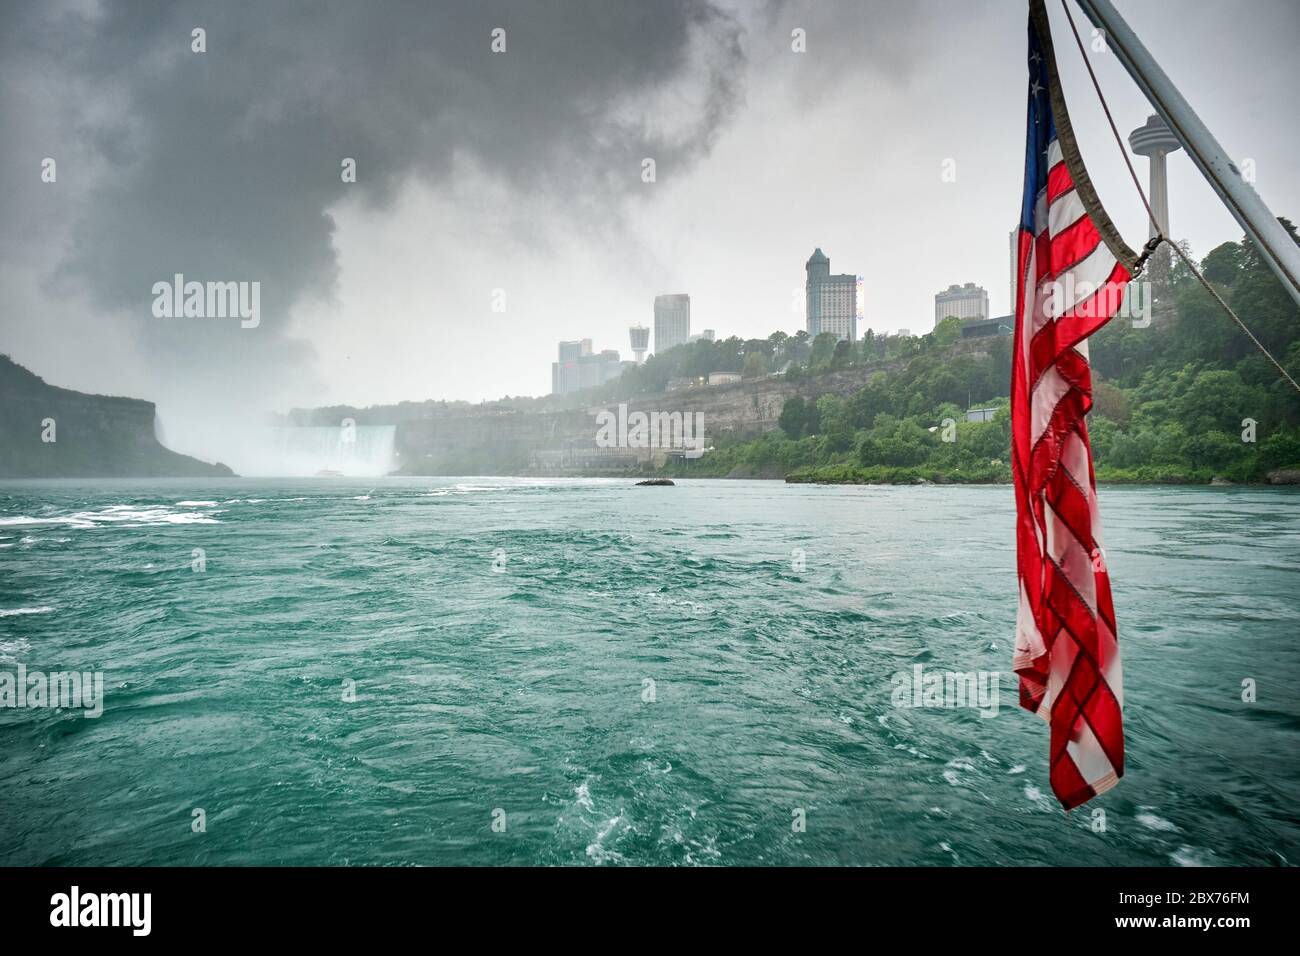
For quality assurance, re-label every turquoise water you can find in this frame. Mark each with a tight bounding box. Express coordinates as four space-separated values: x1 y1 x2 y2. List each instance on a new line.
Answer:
1 478 1296 866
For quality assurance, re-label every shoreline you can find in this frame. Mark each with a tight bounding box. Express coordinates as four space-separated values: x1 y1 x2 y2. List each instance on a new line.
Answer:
379 467 1300 487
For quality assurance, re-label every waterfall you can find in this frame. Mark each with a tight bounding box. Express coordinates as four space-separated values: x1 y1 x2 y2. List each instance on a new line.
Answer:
248 425 397 477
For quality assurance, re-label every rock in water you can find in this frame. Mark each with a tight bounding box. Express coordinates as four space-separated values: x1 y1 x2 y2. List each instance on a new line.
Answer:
636 478 675 486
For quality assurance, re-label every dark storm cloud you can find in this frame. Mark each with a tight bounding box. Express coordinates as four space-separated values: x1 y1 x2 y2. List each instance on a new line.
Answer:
0 0 749 370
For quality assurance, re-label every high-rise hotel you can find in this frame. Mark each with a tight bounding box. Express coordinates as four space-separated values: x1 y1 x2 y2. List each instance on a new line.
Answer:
653 293 691 354
934 282 989 327
551 338 623 395
805 248 858 342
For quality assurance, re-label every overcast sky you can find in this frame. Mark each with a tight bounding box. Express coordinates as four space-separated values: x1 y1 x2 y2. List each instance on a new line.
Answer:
2 0 1297 462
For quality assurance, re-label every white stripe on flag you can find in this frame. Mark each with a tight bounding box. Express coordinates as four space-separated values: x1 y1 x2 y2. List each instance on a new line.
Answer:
1044 498 1098 616
1049 189 1085 238
1067 719 1119 793
1030 363 1071 445
1049 244 1118 319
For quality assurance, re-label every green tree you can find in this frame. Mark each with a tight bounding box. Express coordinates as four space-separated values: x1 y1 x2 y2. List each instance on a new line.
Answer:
932 316 962 347
810 332 839 369
779 396 808 439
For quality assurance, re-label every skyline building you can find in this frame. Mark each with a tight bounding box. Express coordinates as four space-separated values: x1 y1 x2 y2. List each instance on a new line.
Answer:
579 349 623 391
1129 114 1181 240
934 282 989 327
805 248 858 342
1010 227 1019 315
654 294 691 354
551 339 623 395
629 325 649 364
551 338 590 395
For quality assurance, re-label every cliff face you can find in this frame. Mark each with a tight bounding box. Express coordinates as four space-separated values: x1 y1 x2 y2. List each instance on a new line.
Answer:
0 355 234 478
380 340 1000 475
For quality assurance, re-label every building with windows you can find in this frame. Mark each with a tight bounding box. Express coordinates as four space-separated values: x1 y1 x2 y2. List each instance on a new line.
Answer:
960 314 1013 339
805 248 858 342
551 340 623 394
551 339 590 395
654 294 691 353
934 283 989 327
629 325 649 364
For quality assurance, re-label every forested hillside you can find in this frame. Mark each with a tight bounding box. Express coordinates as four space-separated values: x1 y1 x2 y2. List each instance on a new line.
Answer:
665 222 1300 484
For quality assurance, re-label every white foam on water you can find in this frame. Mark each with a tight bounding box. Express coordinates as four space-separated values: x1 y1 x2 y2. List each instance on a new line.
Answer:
1170 845 1214 867
65 505 221 526
0 517 61 528
943 757 976 786
1136 808 1179 832
585 814 627 865
175 500 218 507
0 637 32 663
1024 784 1052 806
2 505 222 529
0 607 54 617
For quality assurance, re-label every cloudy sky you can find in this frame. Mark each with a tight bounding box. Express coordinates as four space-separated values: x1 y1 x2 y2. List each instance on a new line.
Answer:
2 0 1297 462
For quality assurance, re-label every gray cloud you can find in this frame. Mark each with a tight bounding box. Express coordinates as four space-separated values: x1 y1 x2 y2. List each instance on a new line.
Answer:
0 0 750 404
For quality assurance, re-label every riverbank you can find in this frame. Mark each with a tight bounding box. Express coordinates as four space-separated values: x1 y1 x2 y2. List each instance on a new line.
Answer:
388 463 1300 486
780 464 1300 486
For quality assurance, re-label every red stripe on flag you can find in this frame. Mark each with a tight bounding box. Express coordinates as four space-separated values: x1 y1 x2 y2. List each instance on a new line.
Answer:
1046 160 1073 204
1027 264 1131 391
1047 214 1100 278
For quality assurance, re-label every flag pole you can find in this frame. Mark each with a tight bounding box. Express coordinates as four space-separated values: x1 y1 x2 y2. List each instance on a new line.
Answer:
1073 0 1300 310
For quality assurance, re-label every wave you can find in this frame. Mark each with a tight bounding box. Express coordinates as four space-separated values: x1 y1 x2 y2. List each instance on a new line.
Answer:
0 606 54 617
0 516 61 528
0 638 32 663
0 505 222 529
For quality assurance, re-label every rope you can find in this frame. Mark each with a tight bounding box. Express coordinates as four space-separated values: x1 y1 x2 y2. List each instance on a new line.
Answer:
1162 235 1300 393
1059 0 1160 240
1058 0 1300 394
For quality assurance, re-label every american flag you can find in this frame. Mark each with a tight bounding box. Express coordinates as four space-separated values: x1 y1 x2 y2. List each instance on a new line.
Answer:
1012 0 1139 810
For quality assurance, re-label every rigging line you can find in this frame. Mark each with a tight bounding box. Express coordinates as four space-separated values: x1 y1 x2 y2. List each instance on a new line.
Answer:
1163 236 1300 394
1058 0 1300 395
1059 0 1159 242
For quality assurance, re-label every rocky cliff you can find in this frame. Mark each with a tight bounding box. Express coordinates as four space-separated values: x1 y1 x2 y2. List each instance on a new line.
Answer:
338 339 999 475
0 355 234 478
